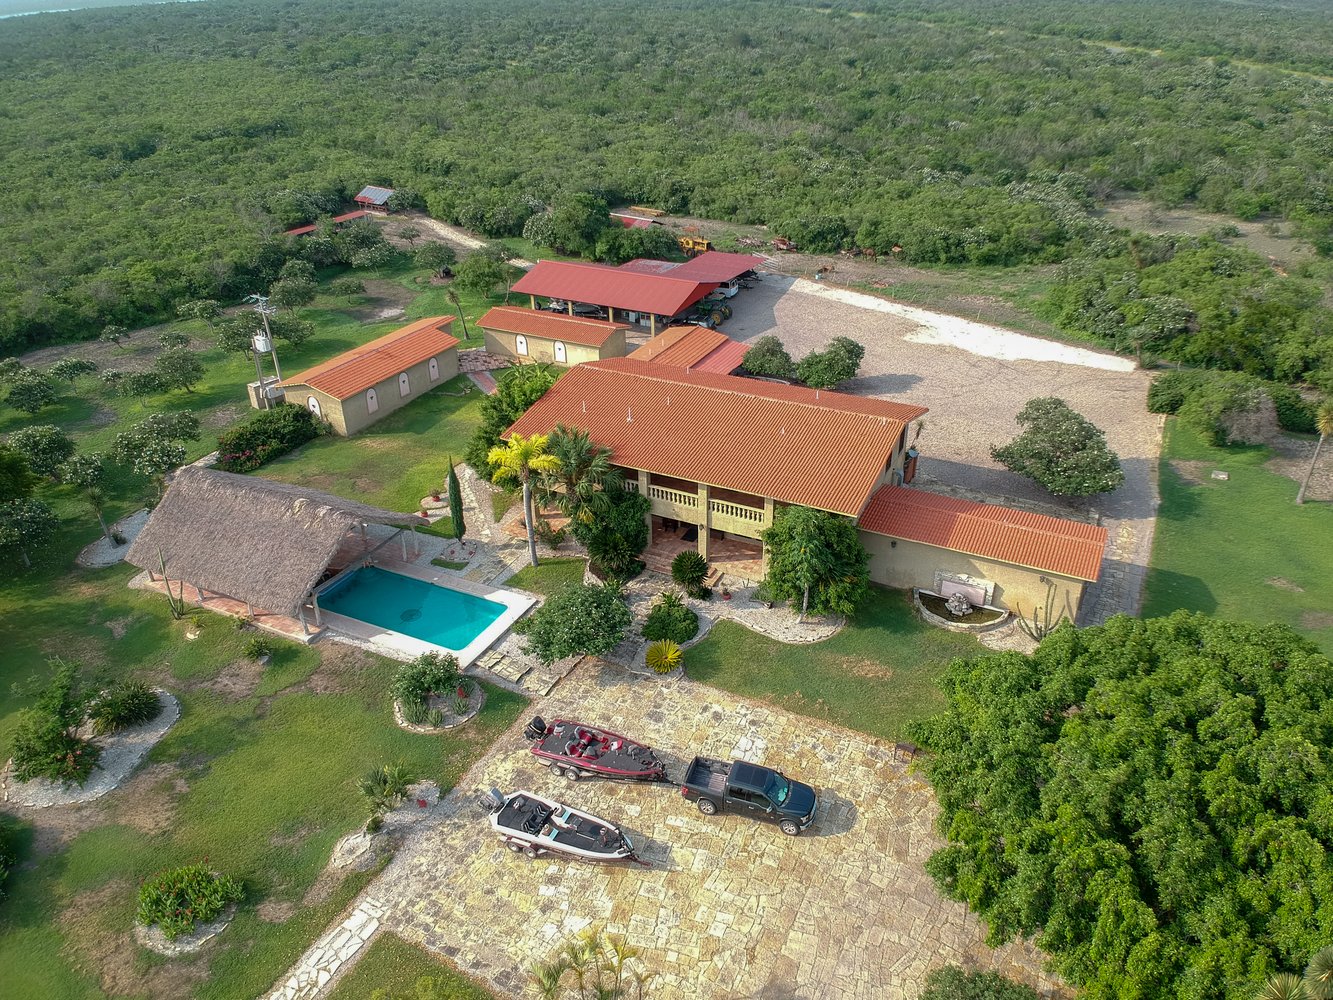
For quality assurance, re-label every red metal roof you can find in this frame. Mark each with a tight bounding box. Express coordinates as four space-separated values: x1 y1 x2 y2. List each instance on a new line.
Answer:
610 213 658 229
279 317 458 399
505 358 927 516
859 486 1107 582
627 326 730 369
512 261 714 317
618 259 681 275
478 306 628 348
691 338 750 375
285 210 368 237
666 251 767 283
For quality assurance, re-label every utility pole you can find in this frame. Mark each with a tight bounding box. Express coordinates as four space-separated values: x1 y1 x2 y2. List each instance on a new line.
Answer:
244 294 283 408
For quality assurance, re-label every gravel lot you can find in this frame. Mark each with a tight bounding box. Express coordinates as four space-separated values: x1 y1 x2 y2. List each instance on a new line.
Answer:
724 274 1163 623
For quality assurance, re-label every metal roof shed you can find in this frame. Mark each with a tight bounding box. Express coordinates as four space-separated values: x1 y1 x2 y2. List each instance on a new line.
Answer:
511 261 716 334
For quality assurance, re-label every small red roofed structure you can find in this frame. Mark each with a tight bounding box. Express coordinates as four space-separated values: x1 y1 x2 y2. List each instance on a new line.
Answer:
354 186 396 214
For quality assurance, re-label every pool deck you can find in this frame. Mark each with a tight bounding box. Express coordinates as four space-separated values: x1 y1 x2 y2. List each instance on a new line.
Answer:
312 560 535 667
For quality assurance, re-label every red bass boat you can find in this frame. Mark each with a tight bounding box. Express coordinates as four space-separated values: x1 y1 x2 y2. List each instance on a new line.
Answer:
523 716 670 783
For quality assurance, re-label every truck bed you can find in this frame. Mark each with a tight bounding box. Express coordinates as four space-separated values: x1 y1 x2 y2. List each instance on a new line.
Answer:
683 757 729 795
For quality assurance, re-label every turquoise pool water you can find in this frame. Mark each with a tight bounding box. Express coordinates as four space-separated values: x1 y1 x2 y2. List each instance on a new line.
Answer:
319 567 506 650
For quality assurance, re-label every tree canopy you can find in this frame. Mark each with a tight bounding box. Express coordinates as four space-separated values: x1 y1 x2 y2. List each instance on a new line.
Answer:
2 0 1332 385
762 505 869 617
908 612 1333 1000
514 582 633 666
992 397 1125 497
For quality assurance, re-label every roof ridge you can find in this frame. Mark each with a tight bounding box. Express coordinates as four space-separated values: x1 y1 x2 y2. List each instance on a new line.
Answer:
597 360 925 422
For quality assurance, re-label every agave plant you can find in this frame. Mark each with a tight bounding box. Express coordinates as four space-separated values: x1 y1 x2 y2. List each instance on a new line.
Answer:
645 639 683 675
1306 946 1333 999
1260 973 1311 1000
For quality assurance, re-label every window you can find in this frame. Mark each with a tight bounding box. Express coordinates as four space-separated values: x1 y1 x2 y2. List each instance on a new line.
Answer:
727 786 754 803
398 372 410 397
306 396 322 418
428 357 439 382
515 334 528 356
554 340 567 364
366 388 379 413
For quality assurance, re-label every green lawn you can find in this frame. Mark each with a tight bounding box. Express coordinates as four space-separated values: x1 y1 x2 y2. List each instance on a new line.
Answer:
0 555 525 1000
0 262 528 1000
505 557 588 597
686 587 984 740
256 378 482 514
1143 420 1333 654
326 933 497 1000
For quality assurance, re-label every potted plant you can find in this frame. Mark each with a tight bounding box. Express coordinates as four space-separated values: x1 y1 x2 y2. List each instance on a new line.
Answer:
721 587 732 601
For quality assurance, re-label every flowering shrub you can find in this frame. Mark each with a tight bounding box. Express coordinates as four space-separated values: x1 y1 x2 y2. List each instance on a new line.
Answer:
215 404 320 473
137 864 243 940
390 652 461 711
9 660 101 785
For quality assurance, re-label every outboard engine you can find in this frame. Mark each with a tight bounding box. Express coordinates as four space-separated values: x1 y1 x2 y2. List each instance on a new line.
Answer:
523 716 547 741
478 788 505 814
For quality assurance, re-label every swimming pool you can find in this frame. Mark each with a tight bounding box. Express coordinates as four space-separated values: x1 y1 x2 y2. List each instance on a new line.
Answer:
318 566 508 652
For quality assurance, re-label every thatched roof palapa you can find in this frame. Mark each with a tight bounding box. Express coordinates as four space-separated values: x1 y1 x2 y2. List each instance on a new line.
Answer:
126 467 420 616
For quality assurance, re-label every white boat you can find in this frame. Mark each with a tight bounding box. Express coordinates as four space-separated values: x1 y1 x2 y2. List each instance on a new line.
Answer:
482 789 643 864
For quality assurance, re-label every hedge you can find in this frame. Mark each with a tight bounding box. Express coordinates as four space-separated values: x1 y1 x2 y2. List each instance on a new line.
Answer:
215 404 320 473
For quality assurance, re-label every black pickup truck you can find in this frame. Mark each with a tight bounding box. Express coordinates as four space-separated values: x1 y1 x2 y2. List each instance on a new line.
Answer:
680 757 818 836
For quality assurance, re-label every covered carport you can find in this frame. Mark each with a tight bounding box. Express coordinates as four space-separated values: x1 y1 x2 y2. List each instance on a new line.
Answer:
511 260 716 335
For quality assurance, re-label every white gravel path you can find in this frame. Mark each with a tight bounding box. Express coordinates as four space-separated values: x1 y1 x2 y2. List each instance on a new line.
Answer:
2 690 180 807
75 508 150 569
792 278 1136 371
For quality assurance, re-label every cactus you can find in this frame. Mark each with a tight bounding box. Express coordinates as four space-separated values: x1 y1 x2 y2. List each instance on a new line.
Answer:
158 547 188 620
1015 577 1059 641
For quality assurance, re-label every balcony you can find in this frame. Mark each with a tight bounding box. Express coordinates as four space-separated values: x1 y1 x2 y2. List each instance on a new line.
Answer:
708 498 768 537
646 484 699 519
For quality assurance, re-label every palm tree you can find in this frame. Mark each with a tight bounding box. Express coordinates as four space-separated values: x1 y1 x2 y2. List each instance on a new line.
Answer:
530 927 650 1000
487 432 561 567
445 288 470 342
1296 401 1333 505
538 424 623 526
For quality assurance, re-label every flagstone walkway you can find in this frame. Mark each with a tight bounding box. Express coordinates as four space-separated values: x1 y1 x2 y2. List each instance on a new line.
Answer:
268 661 1068 1000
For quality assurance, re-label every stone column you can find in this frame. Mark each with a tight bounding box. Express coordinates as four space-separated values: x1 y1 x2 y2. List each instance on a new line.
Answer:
697 483 711 560
529 294 536 309
638 469 651 536
762 497 775 576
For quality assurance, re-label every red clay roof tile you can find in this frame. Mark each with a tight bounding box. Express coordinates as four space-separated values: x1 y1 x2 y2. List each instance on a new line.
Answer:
478 306 628 348
279 317 458 399
506 358 927 516
859 485 1107 581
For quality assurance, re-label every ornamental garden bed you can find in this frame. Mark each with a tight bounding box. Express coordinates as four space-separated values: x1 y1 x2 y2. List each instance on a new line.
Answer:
915 591 1009 630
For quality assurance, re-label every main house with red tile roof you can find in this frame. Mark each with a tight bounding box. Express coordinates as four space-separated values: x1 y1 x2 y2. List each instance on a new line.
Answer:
507 357 1107 622
478 306 630 367
278 317 459 436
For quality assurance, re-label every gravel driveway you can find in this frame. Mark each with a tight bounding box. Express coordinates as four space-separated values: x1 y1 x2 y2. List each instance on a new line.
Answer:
725 275 1163 623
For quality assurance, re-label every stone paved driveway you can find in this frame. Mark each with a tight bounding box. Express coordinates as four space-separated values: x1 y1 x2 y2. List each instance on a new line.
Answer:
374 662 1065 999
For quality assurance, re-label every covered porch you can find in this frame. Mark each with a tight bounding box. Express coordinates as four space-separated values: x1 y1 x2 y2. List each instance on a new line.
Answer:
641 516 766 585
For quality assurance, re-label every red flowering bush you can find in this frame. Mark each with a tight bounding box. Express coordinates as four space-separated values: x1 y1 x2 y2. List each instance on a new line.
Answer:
215 404 319 473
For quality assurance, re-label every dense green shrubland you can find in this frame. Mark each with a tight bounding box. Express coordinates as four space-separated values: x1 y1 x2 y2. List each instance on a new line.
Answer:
0 0 1331 367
